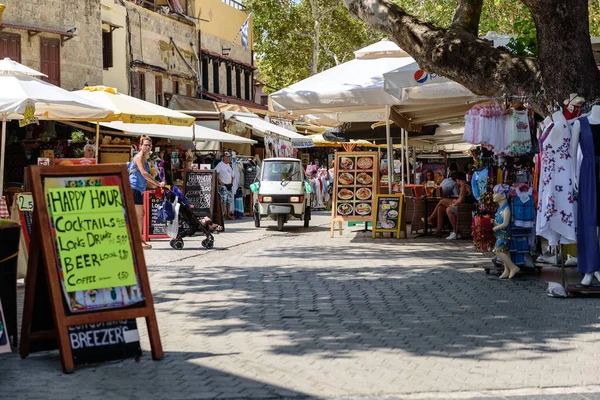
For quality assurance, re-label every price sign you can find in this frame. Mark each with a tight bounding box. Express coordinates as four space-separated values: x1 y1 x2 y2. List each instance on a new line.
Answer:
17 193 34 211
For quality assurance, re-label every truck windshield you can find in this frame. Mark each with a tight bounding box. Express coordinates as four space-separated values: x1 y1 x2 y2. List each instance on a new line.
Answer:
262 162 303 182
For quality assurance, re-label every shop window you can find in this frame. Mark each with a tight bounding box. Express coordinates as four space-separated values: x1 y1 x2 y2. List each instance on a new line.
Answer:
261 95 268 105
172 79 179 94
202 58 209 91
244 70 251 100
213 61 219 93
155 75 163 105
132 71 146 100
0 33 21 62
40 38 60 87
102 30 113 69
235 68 241 98
226 65 232 96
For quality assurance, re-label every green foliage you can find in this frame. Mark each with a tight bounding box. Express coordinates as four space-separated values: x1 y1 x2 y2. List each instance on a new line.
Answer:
70 130 87 143
250 0 600 92
246 0 382 93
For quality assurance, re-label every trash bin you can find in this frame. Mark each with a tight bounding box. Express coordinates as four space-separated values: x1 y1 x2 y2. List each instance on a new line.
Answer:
0 219 20 348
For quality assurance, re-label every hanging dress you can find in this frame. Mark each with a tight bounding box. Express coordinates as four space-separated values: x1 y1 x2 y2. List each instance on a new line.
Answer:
576 117 600 274
536 111 577 246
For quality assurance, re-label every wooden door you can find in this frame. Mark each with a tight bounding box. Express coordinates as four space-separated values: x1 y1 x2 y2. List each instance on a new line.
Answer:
40 38 60 87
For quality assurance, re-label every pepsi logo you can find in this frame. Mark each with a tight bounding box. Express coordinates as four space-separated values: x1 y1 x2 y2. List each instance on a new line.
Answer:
414 70 429 83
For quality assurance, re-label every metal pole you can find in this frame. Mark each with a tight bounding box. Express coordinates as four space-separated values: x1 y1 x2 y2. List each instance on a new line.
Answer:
0 119 6 196
95 122 100 163
385 106 393 194
405 128 410 187
400 126 404 193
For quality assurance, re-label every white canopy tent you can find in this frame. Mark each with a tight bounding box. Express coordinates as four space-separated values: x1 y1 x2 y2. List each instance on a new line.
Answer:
224 112 314 148
408 124 474 153
99 121 257 144
0 59 112 195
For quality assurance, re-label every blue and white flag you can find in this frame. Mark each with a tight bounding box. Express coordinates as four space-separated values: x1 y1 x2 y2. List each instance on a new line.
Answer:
239 15 250 51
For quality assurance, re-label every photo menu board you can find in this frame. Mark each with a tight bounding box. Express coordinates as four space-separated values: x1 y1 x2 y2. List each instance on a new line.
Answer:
333 151 379 221
372 194 404 239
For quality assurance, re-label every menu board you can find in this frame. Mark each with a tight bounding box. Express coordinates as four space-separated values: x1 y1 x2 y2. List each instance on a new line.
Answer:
333 151 379 222
183 170 216 217
43 175 145 312
148 192 168 236
372 194 404 239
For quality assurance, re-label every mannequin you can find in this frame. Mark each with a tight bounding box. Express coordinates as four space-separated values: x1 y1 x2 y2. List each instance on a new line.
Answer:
492 184 520 279
576 105 600 285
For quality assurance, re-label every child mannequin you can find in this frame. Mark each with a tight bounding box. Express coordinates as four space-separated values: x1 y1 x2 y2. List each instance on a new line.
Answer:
492 184 520 279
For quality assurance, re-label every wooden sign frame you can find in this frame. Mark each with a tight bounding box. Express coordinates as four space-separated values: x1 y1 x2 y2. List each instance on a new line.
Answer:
19 164 163 373
372 194 406 239
142 190 169 242
330 151 379 237
183 170 217 218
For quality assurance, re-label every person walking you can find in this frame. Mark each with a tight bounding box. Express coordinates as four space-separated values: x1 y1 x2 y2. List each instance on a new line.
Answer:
129 136 166 250
215 151 234 219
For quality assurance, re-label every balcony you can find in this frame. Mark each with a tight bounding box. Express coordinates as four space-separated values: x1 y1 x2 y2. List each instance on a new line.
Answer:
131 0 195 25
220 0 246 11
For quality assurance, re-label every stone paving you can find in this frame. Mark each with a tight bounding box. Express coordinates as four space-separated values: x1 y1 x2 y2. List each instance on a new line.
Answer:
2 212 600 399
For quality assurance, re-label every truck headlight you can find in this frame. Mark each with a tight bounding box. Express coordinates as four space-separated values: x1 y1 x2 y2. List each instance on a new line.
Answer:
290 196 304 203
259 196 272 202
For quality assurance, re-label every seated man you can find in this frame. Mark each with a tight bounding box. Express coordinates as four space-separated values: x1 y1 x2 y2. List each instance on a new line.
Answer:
426 172 472 237
440 172 459 198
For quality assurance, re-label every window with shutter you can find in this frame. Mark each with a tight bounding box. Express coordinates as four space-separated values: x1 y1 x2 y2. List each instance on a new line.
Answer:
186 83 192 97
226 65 232 96
235 68 241 98
172 79 179 94
212 61 219 93
202 58 209 90
155 75 163 105
40 38 60 87
102 30 113 69
132 71 146 100
244 71 251 100
0 33 21 62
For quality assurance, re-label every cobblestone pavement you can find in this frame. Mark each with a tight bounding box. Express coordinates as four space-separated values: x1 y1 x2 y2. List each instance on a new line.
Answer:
3 212 600 400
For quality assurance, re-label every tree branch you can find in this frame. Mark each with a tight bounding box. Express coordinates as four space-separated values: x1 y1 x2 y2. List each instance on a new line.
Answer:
322 41 340 66
341 0 541 105
451 0 483 36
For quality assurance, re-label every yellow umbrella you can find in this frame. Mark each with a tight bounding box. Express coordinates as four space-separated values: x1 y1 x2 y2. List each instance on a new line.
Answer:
72 86 196 161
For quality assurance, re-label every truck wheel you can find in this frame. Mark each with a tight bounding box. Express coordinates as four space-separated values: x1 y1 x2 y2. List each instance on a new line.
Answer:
304 206 311 228
277 214 284 231
254 212 260 227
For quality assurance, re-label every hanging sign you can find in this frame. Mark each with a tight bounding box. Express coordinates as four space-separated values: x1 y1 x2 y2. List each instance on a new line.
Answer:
16 193 34 211
372 194 405 239
20 164 163 373
18 100 39 127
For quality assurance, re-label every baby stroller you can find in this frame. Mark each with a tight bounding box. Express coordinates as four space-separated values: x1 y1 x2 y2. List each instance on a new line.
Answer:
157 187 215 250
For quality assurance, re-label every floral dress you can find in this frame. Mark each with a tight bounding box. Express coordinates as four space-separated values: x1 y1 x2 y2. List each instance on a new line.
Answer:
536 111 577 246
494 203 511 252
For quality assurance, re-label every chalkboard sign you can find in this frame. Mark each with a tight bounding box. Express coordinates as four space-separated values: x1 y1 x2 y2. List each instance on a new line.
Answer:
20 164 163 373
143 191 168 241
70 319 141 365
372 194 405 239
183 170 217 217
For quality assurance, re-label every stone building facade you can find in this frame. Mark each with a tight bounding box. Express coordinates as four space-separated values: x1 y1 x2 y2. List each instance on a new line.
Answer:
0 0 103 90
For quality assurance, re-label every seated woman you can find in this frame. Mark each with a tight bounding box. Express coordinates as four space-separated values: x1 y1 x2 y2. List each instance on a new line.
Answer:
426 172 472 237
200 216 223 232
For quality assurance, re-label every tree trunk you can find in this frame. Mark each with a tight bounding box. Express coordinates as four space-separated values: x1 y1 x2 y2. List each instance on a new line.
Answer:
310 0 320 76
342 0 600 114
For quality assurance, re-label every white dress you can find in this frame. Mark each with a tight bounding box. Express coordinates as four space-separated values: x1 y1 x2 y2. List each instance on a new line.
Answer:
536 111 577 245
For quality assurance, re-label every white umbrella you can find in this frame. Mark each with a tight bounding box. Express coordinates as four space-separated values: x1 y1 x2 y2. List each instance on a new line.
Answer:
268 39 413 192
0 59 112 195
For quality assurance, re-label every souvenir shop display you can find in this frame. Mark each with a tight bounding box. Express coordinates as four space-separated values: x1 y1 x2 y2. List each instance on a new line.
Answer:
330 151 379 237
310 169 331 210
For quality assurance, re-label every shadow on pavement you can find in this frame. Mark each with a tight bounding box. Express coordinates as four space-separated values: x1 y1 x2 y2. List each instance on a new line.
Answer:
153 241 599 363
0 350 315 399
